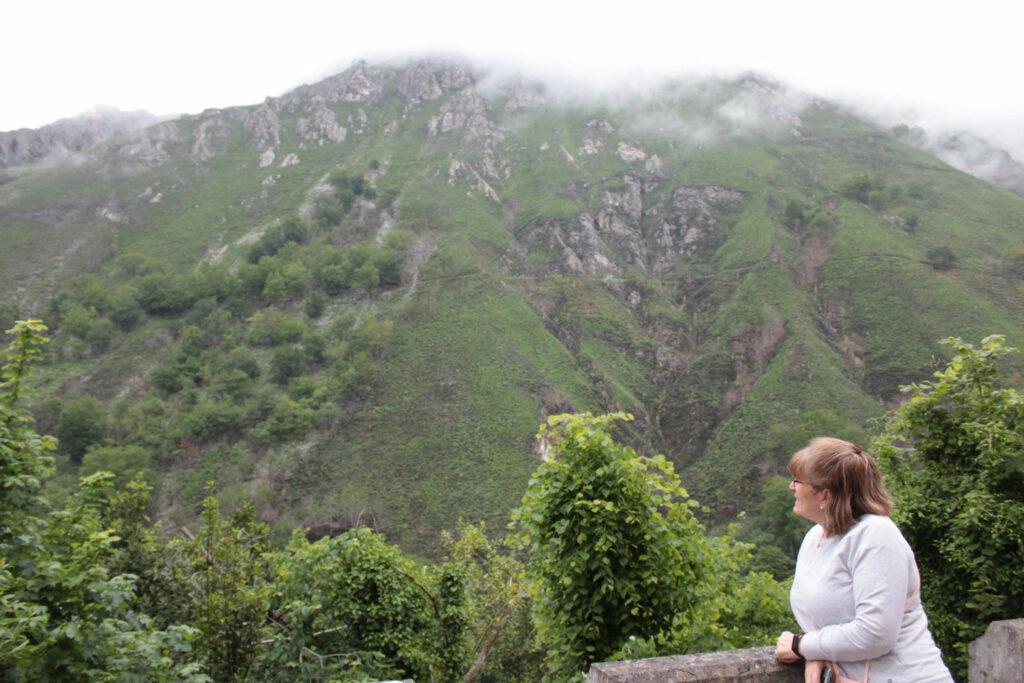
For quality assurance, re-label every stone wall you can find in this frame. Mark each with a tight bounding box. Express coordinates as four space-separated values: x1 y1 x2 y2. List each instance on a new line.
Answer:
968 619 1024 682
585 646 802 683
585 620 1024 682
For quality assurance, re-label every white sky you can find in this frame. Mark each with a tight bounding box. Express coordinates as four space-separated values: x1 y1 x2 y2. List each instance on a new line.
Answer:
5 0 1024 155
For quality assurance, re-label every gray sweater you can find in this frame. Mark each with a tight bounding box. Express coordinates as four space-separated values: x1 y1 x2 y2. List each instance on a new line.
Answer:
791 515 953 682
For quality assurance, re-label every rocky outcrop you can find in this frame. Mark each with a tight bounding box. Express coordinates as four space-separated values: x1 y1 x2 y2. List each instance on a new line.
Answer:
243 102 282 149
594 175 648 268
505 175 742 277
398 62 444 106
427 87 504 145
296 102 348 144
398 59 475 109
648 186 743 271
513 214 620 277
191 115 230 160
116 120 183 167
0 109 162 168
447 159 500 202
503 84 546 113
275 60 383 109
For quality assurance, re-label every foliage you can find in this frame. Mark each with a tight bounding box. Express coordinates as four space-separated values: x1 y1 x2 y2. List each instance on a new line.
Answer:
247 216 307 264
874 335 1024 680
741 476 812 578
79 445 155 490
444 522 543 682
838 172 894 209
259 527 470 683
55 395 108 464
0 321 207 681
513 412 790 679
188 495 274 682
613 532 794 659
926 246 958 270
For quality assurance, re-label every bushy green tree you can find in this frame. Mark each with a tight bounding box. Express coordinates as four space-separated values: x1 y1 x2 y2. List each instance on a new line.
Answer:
136 272 192 314
80 445 155 490
874 335 1024 680
513 412 789 679
188 495 273 682
56 394 108 463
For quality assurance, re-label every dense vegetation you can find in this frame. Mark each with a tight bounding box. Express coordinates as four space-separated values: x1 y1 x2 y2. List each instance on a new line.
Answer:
2 321 794 681
875 335 1024 679
6 322 1021 681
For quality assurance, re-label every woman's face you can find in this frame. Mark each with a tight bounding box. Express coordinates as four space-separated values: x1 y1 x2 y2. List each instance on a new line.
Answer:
790 477 829 525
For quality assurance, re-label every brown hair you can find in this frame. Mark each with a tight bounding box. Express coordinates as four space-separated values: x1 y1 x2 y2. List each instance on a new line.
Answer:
788 437 892 536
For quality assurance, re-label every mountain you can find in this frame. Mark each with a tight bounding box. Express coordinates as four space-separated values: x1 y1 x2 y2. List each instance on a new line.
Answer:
891 123 1024 197
0 108 165 174
1 58 1022 554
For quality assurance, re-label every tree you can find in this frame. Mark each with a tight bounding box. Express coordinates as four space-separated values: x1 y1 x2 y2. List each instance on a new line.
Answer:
79 444 155 490
926 246 958 270
56 395 107 463
136 272 192 314
874 335 1024 680
187 495 273 682
512 412 790 679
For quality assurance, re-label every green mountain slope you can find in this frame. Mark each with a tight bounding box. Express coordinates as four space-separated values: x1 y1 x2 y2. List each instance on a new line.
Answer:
2 59 1022 553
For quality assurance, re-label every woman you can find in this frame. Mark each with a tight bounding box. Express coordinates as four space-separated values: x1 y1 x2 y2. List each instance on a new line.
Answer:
774 438 952 683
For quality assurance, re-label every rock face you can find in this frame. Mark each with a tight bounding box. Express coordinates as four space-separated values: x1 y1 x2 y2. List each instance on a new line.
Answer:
116 120 183 167
297 103 348 145
0 109 163 168
506 173 741 277
649 186 743 271
243 102 282 149
275 61 383 109
428 87 503 146
191 115 231 160
398 59 475 109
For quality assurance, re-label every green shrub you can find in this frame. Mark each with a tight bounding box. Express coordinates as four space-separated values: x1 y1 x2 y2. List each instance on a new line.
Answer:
875 335 1024 679
56 395 108 463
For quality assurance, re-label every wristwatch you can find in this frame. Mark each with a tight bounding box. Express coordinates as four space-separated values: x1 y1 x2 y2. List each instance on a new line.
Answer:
792 633 805 660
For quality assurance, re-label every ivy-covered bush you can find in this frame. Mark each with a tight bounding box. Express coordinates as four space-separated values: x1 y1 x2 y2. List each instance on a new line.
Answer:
514 412 791 680
875 335 1024 679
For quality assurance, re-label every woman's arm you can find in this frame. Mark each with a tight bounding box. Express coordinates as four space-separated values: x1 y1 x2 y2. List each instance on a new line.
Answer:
776 631 801 663
799 519 912 662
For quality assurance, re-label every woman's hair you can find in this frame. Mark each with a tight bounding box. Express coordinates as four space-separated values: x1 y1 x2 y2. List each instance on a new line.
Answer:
789 437 892 536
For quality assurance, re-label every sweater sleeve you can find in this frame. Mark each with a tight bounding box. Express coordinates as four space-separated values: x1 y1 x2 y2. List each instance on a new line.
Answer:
799 518 911 663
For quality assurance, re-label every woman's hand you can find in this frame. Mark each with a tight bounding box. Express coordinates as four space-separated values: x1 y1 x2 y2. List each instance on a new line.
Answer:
803 659 827 683
776 631 801 663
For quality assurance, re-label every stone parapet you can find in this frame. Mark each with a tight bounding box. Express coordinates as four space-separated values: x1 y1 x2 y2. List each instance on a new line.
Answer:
585 646 803 682
969 619 1024 682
